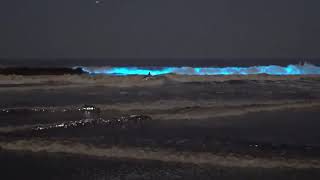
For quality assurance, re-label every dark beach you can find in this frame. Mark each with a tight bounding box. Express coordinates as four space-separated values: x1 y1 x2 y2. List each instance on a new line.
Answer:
2 0 320 178
0 73 320 179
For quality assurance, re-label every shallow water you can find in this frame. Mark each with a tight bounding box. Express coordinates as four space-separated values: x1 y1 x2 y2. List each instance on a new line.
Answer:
1 74 320 179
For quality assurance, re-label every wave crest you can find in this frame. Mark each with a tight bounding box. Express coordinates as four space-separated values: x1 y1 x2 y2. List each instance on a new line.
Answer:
77 63 320 76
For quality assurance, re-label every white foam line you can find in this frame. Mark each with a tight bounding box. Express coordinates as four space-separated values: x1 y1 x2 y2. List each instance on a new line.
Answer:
152 101 320 120
1 140 320 169
0 101 319 134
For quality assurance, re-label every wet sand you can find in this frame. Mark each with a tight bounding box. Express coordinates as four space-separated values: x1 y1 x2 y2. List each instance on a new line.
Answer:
2 150 320 180
1 74 320 179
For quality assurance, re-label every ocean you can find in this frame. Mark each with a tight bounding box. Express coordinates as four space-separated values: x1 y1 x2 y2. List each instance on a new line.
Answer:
1 58 319 67
1 58 320 179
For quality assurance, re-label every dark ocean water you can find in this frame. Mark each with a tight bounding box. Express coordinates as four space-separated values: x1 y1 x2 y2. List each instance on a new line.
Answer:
1 58 319 67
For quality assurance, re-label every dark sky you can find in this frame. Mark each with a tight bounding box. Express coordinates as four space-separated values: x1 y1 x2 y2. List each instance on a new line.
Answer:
0 0 320 60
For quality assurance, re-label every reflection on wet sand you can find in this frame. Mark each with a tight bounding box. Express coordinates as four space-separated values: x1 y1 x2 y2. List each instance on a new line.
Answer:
1 74 320 179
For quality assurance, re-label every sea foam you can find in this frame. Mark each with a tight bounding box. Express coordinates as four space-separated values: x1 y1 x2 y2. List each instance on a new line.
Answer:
77 63 320 76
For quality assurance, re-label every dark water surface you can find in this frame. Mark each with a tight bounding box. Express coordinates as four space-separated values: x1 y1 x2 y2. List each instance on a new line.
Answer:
1 58 320 67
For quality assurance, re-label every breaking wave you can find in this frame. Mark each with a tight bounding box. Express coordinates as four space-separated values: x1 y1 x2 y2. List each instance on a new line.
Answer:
77 63 320 76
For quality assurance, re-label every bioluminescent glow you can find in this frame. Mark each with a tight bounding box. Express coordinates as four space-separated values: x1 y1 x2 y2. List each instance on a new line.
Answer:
77 63 320 76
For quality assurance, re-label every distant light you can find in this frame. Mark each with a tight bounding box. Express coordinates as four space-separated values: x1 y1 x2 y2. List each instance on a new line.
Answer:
83 107 94 111
95 0 100 4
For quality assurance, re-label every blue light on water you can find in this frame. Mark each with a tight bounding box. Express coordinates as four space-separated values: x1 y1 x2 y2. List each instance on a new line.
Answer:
77 63 320 76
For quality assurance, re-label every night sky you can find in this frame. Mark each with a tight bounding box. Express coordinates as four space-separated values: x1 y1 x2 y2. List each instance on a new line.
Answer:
0 0 320 62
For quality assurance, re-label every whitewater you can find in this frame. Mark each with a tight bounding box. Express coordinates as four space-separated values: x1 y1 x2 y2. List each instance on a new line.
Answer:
78 63 320 76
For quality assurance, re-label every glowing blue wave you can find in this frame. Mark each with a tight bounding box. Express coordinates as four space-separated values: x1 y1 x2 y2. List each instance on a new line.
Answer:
78 63 320 76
